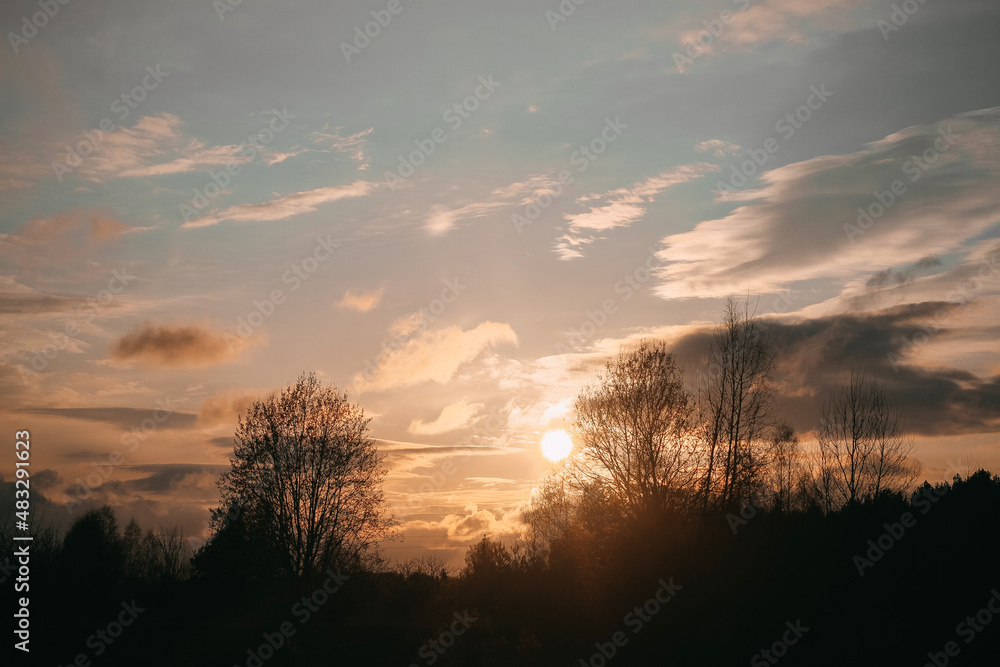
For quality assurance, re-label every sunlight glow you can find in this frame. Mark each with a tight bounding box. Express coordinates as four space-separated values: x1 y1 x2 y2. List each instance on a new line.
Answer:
541 429 573 462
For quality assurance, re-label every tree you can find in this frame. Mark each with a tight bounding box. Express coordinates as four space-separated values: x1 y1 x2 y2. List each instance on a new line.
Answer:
572 340 698 520
698 295 777 511
818 370 918 507
208 373 396 577
767 421 800 513
61 506 126 592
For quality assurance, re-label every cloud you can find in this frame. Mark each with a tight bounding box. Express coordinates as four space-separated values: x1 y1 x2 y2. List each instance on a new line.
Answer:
656 109 1000 298
73 114 188 181
25 406 197 429
109 321 247 367
0 276 81 315
122 463 228 494
337 287 386 312
409 400 484 435
555 163 718 259
356 322 519 393
32 469 63 491
71 113 281 181
422 174 566 235
0 140 54 192
58 112 300 182
425 201 508 235
181 180 375 229
695 139 742 157
310 126 374 170
197 388 262 426
403 502 528 544
0 209 148 269
657 300 1000 437
672 0 867 71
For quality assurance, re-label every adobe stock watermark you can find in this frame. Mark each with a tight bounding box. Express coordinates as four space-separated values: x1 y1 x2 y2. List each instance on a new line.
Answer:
554 243 656 355
178 107 297 224
716 85 833 196
357 277 466 383
877 0 931 41
725 493 768 534
28 267 138 374
887 250 998 372
672 0 753 72
383 76 502 191
690 290 799 397
852 482 948 576
341 0 418 63
922 589 1000 667
234 569 350 667
6 0 73 54
213 0 248 22
845 126 958 243
224 234 340 349
750 620 810 666
62 397 186 513
511 116 628 234
578 578 682 666
51 65 169 181
50 600 146 664
407 610 478 666
400 407 504 510
545 0 592 31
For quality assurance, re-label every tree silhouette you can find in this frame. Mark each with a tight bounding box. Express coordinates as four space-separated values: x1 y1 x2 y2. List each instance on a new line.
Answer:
60 505 125 590
572 340 698 520
818 370 918 506
207 372 396 577
698 295 777 511
767 421 800 513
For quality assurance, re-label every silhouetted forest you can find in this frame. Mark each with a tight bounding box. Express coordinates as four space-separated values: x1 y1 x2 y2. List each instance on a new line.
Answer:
6 469 1000 665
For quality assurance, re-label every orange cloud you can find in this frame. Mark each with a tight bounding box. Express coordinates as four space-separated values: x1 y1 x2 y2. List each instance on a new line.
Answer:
337 287 386 312
355 321 518 393
197 388 262 426
409 400 484 435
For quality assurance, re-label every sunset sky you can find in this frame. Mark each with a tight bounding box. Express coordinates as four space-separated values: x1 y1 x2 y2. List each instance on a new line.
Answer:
2 0 998 566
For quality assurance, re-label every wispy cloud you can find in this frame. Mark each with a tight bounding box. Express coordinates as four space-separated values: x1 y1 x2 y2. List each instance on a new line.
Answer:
181 180 376 229
310 126 374 170
355 321 518 393
409 399 484 435
423 174 564 235
0 208 151 270
72 113 299 181
672 0 867 71
555 163 718 260
695 139 742 157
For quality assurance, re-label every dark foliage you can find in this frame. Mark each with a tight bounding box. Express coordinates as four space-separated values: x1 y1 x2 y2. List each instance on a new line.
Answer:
13 469 1000 666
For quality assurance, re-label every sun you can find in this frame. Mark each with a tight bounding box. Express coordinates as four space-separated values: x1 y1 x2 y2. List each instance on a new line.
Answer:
541 429 573 462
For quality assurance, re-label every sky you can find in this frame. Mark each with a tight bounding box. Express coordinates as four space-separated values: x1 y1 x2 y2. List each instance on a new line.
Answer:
1 0 998 566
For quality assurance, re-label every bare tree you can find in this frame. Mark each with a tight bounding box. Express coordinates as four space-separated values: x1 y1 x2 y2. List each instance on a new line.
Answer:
767 421 800 513
698 295 777 511
211 373 396 577
572 340 698 520
818 370 918 507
